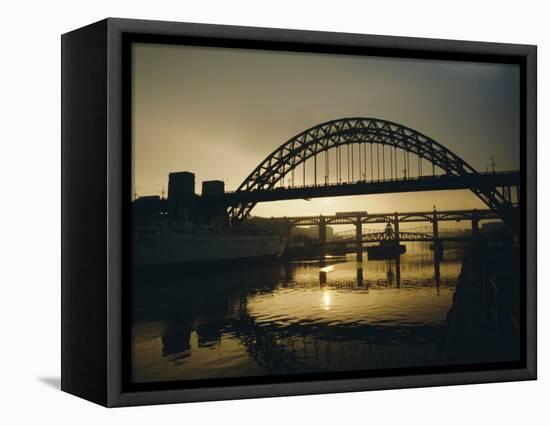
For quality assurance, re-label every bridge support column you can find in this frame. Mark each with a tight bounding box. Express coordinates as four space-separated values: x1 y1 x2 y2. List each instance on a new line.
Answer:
395 256 401 288
394 212 400 246
393 212 402 288
433 208 441 286
319 270 327 285
357 267 363 287
319 216 327 259
471 209 480 242
355 217 363 262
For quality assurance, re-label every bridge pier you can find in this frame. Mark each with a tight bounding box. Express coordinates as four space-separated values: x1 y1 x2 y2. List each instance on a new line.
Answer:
319 215 327 259
393 212 400 246
357 267 364 287
432 207 439 243
393 213 402 288
433 208 441 286
395 256 401 288
471 209 480 241
355 216 363 262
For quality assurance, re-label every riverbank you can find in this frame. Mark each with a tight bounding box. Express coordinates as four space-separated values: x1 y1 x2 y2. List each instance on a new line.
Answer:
441 244 521 365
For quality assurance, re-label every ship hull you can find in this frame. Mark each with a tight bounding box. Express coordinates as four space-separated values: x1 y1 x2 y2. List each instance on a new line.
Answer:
367 244 406 260
133 230 285 265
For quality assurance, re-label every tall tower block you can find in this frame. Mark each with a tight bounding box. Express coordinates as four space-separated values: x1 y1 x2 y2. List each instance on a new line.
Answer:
167 171 196 222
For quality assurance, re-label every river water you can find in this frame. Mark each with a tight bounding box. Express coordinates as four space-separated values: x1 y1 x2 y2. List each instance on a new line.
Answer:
131 243 463 384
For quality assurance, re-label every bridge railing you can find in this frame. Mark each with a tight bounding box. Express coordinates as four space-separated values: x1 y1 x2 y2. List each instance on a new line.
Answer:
283 208 502 225
222 170 520 194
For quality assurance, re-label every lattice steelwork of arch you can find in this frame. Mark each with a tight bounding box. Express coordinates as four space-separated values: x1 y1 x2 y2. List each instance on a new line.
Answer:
228 118 516 226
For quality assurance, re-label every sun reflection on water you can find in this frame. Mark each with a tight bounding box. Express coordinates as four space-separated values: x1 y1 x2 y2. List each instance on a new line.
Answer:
322 290 332 310
320 265 334 273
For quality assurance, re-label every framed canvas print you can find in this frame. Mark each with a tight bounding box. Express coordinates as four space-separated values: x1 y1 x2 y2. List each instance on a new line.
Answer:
61 18 536 407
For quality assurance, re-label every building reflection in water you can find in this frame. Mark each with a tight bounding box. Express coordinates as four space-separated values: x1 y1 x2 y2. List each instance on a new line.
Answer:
131 244 460 383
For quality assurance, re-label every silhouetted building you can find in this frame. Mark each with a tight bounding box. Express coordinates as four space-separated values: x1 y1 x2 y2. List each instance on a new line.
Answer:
167 171 196 222
133 171 230 226
200 180 229 227
133 195 162 226
202 180 224 196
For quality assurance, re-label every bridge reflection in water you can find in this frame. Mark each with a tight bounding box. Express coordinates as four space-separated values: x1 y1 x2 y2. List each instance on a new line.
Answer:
131 244 460 383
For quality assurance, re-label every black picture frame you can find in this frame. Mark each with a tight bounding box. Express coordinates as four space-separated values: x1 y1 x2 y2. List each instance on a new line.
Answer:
61 17 537 407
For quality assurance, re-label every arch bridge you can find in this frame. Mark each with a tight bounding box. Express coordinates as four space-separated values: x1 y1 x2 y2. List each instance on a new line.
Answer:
222 118 519 229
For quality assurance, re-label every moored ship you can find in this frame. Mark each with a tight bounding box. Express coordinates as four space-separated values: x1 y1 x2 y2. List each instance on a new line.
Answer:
132 170 285 265
133 223 285 265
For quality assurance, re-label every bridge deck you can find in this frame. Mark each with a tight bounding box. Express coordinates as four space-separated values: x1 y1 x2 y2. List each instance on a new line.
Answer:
280 207 506 226
211 172 519 205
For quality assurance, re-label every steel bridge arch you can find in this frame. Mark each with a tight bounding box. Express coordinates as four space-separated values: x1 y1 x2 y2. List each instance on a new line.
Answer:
229 117 516 226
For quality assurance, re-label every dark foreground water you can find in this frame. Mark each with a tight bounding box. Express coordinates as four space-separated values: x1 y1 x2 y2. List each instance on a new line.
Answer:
131 243 463 383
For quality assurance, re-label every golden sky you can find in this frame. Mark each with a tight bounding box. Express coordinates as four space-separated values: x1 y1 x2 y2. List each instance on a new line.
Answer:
131 42 520 218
